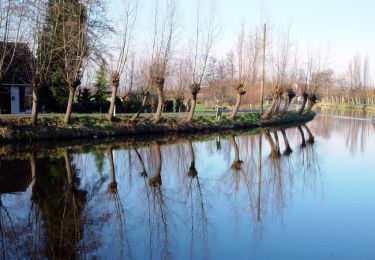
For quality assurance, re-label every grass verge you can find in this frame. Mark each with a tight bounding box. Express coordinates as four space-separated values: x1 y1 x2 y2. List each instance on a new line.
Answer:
0 111 315 142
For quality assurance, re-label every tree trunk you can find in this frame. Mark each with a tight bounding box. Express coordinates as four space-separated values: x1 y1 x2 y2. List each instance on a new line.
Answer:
29 152 37 188
108 72 120 121
64 87 76 125
272 130 280 152
187 94 197 122
230 135 242 171
132 91 149 121
63 149 74 190
133 145 147 177
297 126 306 148
262 129 280 158
274 97 282 114
154 88 164 123
108 148 117 193
229 93 242 120
298 92 308 115
187 138 198 178
30 86 39 125
303 124 315 144
281 89 296 117
108 85 118 121
187 83 201 122
303 94 317 116
261 93 280 120
281 99 292 117
149 143 162 187
280 128 292 155
153 78 165 123
229 84 245 120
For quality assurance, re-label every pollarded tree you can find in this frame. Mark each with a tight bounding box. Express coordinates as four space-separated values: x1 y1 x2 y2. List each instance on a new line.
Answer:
107 1 137 121
229 24 263 119
24 0 55 125
262 28 293 120
149 0 178 123
299 50 330 116
186 0 216 122
40 0 88 124
41 0 107 124
60 0 88 124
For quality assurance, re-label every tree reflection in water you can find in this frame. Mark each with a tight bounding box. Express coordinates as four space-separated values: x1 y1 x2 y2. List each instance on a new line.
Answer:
185 138 209 260
314 107 374 154
147 142 170 260
0 122 325 258
107 147 132 259
0 195 19 259
29 149 87 259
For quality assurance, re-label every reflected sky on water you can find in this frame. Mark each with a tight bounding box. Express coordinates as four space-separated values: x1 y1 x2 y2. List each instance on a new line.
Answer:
0 111 374 259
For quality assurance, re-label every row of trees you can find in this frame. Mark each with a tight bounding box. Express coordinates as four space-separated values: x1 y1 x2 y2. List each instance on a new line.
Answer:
320 54 375 106
0 0 371 125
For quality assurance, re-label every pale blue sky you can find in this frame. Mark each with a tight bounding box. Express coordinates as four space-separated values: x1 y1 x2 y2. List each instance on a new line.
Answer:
109 0 375 78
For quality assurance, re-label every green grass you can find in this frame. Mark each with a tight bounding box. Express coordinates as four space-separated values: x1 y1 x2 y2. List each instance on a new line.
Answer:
0 110 315 142
194 104 216 112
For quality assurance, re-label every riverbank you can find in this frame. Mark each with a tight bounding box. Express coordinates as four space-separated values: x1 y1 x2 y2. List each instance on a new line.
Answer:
0 111 315 142
0 119 314 160
317 102 375 111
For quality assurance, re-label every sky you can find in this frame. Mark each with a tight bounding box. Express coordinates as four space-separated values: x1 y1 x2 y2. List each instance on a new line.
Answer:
108 0 375 79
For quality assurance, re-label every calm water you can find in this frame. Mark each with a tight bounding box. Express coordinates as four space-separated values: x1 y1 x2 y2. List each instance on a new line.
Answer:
1 110 375 259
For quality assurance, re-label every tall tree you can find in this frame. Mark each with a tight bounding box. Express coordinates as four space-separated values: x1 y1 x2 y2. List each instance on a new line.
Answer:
24 0 55 125
40 0 107 123
262 28 293 120
0 0 26 80
107 0 137 121
149 0 178 123
229 23 247 120
93 60 108 104
186 0 216 122
40 0 88 123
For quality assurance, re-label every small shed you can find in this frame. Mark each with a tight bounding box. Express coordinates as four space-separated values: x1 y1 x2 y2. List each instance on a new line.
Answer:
0 42 33 114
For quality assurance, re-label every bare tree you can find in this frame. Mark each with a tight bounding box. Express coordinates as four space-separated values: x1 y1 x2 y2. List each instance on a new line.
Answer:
262 28 293 120
299 48 330 115
107 1 137 121
25 0 55 125
346 54 371 105
149 0 178 123
170 53 190 112
131 59 153 120
229 24 261 119
227 25 244 120
43 0 107 124
0 0 26 83
186 0 216 122
57 0 89 124
306 58 330 115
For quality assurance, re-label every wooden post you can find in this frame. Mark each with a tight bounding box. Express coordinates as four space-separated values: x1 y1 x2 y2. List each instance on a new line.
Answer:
260 23 266 115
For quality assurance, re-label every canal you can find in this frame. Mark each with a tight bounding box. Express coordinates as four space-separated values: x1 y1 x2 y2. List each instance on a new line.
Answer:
0 110 374 259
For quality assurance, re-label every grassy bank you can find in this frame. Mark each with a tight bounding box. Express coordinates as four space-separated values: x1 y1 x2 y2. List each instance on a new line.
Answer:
0 111 315 142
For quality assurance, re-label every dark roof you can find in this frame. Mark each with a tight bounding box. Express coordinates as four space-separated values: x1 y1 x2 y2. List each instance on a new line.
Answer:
0 42 34 85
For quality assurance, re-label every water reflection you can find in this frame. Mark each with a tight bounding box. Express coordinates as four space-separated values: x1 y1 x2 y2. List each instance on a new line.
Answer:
315 107 374 154
1 115 373 259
